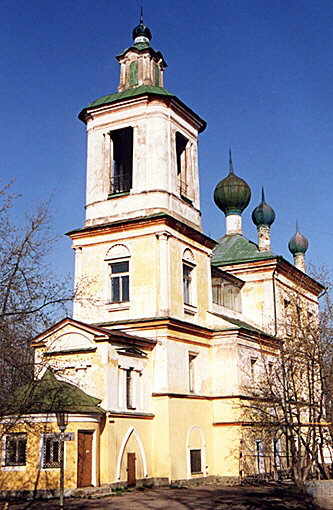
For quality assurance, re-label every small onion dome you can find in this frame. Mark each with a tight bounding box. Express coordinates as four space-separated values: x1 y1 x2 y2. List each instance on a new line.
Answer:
288 225 309 255
132 10 152 42
214 150 251 215
252 187 275 227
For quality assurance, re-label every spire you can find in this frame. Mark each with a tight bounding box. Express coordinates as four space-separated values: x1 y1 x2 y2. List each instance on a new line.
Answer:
229 148 234 174
261 186 265 203
132 9 152 44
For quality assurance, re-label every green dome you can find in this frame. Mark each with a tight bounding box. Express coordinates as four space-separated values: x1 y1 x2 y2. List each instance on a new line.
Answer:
214 152 251 216
288 227 309 255
252 188 275 227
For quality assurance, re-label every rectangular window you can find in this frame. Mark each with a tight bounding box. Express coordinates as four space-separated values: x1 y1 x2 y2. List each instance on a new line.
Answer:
284 299 292 335
212 276 223 306
189 353 197 393
183 263 193 305
110 127 133 194
190 449 202 474
273 438 281 469
250 358 257 379
125 368 136 410
255 440 264 473
42 434 61 468
5 433 27 466
111 261 129 303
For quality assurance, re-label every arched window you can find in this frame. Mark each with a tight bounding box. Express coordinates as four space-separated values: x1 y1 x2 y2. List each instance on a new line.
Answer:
105 245 130 304
182 249 195 306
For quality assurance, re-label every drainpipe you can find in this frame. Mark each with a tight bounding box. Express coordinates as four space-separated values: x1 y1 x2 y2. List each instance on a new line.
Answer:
272 265 278 337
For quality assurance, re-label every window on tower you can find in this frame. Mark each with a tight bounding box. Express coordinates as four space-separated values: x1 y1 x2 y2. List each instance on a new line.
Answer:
109 127 133 195
183 263 194 305
176 131 191 201
105 244 131 307
110 260 129 303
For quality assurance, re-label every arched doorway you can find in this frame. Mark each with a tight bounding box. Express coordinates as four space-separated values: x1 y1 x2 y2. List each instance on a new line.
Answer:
116 427 147 485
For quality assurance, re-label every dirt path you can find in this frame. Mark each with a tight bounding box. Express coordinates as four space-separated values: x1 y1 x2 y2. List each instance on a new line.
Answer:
9 484 317 510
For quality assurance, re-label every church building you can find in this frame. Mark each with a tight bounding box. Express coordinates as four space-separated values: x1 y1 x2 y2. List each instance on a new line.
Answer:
1 16 324 494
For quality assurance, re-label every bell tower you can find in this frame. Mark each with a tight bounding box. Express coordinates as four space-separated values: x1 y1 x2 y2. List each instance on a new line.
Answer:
78 16 206 232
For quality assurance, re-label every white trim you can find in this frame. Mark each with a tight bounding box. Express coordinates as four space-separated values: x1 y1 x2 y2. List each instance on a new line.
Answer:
115 426 148 480
105 244 130 260
186 425 207 479
0 413 101 424
92 430 97 486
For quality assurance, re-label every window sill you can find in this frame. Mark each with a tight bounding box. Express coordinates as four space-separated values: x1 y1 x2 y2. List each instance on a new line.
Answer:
108 192 130 199
108 302 130 311
184 303 197 315
191 472 203 476
2 465 26 471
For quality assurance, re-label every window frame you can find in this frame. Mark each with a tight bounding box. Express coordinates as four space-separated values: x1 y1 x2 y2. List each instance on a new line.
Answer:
183 262 194 306
4 433 27 467
175 131 192 202
41 434 61 469
109 258 130 304
188 353 197 393
125 367 136 410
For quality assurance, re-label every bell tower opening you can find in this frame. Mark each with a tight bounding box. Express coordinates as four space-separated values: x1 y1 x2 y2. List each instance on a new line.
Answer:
109 127 133 195
176 132 192 202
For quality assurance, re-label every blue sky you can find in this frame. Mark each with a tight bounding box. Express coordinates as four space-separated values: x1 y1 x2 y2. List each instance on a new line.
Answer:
1 0 333 280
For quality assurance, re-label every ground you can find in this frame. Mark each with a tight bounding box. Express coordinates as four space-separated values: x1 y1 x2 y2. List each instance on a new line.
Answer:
9 483 319 509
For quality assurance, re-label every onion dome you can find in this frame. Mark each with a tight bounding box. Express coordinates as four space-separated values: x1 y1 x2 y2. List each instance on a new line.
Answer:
252 187 276 227
288 223 309 255
132 9 152 43
214 150 251 216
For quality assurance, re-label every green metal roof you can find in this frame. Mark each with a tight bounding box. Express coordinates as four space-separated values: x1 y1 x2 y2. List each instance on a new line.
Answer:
212 234 277 266
9 368 105 415
216 314 267 335
78 85 207 132
87 85 173 108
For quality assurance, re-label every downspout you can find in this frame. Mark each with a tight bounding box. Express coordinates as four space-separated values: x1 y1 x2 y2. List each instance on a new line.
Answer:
272 265 278 337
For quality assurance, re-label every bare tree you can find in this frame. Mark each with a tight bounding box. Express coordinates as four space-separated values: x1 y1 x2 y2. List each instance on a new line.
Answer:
241 287 333 488
0 183 73 418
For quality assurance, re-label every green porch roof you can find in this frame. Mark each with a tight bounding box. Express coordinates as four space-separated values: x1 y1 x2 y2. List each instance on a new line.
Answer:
9 368 105 415
212 234 277 266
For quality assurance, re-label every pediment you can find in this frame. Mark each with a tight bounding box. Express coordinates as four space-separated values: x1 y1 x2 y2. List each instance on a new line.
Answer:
46 329 95 354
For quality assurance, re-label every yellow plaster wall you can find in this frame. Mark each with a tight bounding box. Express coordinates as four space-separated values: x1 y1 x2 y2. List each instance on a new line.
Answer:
167 397 212 480
100 417 153 484
0 420 100 491
212 424 241 477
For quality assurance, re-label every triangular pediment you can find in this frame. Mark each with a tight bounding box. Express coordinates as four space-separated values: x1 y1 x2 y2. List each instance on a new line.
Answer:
32 317 109 353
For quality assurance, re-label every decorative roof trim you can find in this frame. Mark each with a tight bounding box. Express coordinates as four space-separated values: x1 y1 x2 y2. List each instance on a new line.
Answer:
31 316 156 350
67 213 217 250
